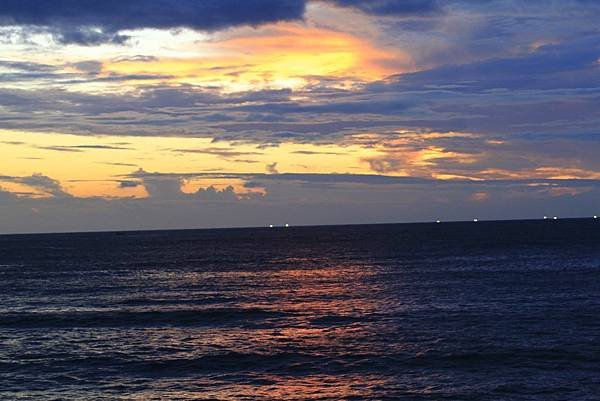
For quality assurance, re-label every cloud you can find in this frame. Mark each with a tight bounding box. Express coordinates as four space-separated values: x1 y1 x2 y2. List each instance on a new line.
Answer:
125 169 600 189
1 28 597 156
139 176 186 200
69 60 103 75
0 0 306 44
0 173 71 198
367 158 404 174
196 185 240 202
325 0 440 15
118 180 142 189
35 144 133 152
2 170 599 234
1 140 26 145
56 29 129 46
101 162 138 167
469 192 490 202
292 150 343 155
112 55 159 63
170 147 263 159
1 0 599 208
0 59 57 72
266 162 279 174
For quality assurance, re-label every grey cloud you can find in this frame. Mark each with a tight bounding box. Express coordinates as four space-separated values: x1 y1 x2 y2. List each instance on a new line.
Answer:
0 2 598 185
36 144 133 152
0 173 71 198
69 60 104 75
0 0 306 45
111 55 159 63
266 162 279 174
101 162 138 167
125 170 600 188
292 150 343 155
325 0 440 15
170 147 263 159
118 180 142 189
196 186 240 202
0 59 57 72
1 140 26 145
2 171 599 234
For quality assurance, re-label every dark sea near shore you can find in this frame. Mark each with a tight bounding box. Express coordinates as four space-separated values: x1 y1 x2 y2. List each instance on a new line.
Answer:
1 219 599 400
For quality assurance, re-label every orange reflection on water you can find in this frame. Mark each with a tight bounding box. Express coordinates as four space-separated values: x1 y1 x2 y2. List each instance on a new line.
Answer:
122 259 396 399
126 374 389 400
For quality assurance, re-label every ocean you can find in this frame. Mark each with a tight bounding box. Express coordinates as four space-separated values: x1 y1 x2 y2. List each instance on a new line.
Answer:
1 219 599 400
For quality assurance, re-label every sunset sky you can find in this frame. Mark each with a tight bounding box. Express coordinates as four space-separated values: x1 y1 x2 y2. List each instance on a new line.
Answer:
1 0 599 233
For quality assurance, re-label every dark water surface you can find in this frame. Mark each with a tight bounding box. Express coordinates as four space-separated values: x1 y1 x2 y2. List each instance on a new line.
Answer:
1 220 600 400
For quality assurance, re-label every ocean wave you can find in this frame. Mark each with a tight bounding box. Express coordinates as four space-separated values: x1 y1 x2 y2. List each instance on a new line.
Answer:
7 347 597 380
0 308 290 328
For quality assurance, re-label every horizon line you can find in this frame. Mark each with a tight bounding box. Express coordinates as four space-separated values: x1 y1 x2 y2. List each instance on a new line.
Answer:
1 215 597 237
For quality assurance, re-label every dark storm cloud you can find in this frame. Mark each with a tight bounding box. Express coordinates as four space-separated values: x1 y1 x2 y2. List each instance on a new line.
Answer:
0 0 489 46
0 0 306 44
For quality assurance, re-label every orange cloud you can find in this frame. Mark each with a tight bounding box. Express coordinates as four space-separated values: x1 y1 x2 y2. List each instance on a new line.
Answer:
104 23 411 91
469 192 490 202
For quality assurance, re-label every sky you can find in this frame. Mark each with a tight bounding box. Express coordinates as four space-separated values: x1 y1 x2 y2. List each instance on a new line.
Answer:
0 0 599 233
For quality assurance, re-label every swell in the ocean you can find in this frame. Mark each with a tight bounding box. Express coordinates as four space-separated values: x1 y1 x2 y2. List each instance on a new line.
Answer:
1 219 599 400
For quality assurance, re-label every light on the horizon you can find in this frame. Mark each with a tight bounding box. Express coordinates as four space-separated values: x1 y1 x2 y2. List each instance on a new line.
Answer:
473 218 478 222
553 216 558 220
436 220 441 223
269 224 274 228
594 216 598 219
285 223 289 227
543 216 548 220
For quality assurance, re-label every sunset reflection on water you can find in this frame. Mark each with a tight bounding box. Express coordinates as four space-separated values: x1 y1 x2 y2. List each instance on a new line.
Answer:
3 223 600 400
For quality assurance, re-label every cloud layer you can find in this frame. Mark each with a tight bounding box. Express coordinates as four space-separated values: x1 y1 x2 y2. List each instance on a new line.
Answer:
0 0 306 44
2 170 599 234
1 0 599 232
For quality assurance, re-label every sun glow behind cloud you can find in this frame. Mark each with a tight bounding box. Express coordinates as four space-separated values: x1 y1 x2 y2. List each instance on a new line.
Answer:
0 130 385 199
0 12 418 201
1 0 599 232
2 125 597 201
103 23 409 92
